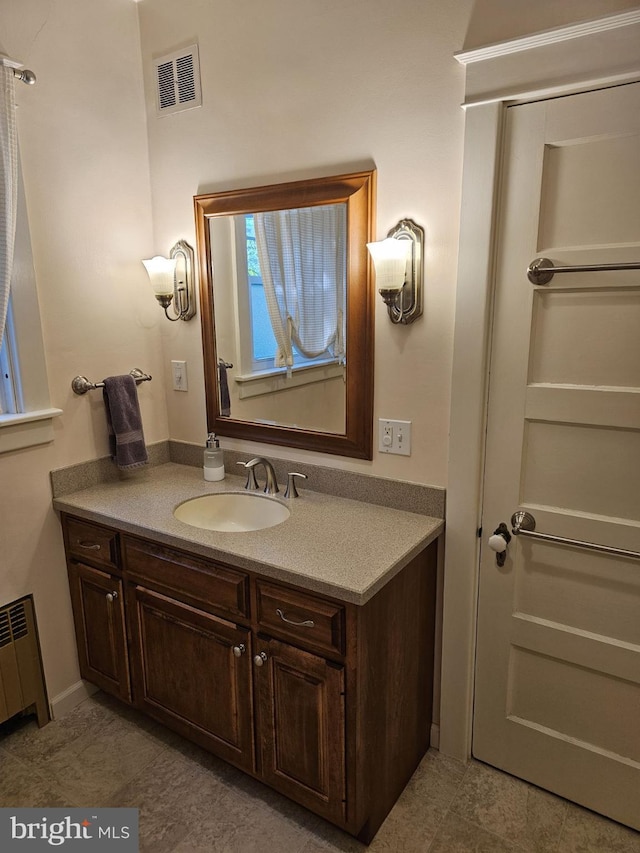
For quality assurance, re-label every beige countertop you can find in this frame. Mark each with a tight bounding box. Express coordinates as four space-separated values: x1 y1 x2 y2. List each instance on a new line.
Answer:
53 463 443 604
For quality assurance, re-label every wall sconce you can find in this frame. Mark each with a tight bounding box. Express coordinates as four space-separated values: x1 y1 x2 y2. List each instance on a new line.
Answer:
367 219 424 324
142 240 196 321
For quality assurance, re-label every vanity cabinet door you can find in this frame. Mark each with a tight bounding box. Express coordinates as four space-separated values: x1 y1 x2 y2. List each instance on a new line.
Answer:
67 562 131 703
254 636 346 824
127 586 254 773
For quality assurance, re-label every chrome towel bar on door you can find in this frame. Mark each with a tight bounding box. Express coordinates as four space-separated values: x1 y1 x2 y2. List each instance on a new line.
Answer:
511 511 640 561
527 257 640 285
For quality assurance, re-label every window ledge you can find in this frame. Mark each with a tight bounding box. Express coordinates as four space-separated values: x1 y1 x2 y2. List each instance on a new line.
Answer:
235 362 344 400
0 407 63 453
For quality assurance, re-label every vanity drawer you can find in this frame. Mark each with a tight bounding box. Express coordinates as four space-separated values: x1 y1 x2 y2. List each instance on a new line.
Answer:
255 580 345 658
65 517 120 571
123 536 249 621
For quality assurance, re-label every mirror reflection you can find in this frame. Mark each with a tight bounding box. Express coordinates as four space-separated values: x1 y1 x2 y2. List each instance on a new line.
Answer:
194 170 376 459
210 202 347 433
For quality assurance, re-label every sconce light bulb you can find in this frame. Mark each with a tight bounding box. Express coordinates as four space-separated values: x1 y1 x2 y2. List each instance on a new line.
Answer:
366 237 411 292
142 256 177 296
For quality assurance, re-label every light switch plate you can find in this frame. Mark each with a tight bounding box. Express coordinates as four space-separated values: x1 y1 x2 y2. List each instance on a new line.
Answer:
378 419 412 456
171 360 188 391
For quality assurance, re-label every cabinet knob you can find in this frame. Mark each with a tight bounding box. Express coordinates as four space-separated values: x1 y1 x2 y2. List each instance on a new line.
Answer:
233 644 246 657
253 652 268 667
106 591 118 603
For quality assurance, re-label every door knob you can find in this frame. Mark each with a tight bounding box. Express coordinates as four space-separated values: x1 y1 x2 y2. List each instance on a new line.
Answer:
253 652 267 667
232 644 246 657
488 522 511 567
105 591 118 603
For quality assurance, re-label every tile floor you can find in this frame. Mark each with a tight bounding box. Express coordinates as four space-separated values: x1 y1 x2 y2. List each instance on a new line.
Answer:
1 692 639 852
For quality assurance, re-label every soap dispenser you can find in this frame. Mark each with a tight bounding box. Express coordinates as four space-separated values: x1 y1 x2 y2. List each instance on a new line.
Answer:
203 433 225 481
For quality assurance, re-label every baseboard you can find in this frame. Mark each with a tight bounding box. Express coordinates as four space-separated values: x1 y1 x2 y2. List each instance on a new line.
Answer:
49 680 98 720
430 722 440 750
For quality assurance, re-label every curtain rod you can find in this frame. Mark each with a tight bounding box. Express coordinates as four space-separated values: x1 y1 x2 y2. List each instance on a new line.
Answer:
13 68 36 85
1 57 37 85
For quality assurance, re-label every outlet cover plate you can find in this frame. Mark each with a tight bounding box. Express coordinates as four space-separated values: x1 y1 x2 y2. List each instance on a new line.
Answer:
378 419 411 456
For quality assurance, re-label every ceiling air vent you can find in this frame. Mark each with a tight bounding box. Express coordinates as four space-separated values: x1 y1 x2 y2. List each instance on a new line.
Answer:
154 44 202 117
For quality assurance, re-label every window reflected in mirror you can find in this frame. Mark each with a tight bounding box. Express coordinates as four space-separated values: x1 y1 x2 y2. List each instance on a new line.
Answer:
195 170 375 459
237 204 346 380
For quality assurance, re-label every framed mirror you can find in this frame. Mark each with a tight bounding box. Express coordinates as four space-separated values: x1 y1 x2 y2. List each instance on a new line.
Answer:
194 170 376 459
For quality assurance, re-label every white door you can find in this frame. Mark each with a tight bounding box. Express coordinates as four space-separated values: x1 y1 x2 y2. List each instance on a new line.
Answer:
474 82 640 829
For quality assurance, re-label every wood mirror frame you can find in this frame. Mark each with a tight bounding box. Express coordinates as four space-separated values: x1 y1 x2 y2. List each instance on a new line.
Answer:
194 169 376 459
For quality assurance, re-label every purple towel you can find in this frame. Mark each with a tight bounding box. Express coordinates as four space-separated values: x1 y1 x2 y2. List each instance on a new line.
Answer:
102 375 148 470
219 361 231 417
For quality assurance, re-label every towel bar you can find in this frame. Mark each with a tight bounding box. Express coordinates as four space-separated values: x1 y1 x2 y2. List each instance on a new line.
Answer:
71 368 152 395
511 511 640 561
527 257 640 285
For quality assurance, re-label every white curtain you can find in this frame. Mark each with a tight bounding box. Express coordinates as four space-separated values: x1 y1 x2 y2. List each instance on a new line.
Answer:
254 204 346 369
0 65 17 349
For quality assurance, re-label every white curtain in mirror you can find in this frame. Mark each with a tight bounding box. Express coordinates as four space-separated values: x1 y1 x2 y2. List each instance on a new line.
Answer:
0 65 17 350
254 204 346 370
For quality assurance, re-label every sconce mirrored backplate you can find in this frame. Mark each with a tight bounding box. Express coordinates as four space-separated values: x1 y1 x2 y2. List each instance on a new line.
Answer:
169 239 197 321
386 218 424 325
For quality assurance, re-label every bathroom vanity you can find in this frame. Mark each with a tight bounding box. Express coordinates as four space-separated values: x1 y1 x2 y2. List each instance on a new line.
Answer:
54 463 442 843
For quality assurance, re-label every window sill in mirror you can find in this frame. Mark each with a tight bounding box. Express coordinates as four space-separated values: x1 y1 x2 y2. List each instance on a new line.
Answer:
235 360 344 400
0 407 63 454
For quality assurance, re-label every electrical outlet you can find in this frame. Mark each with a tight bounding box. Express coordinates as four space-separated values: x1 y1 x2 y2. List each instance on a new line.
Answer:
378 419 412 455
171 360 188 391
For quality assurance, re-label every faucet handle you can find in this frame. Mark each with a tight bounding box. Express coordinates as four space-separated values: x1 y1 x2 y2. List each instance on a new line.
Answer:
284 472 307 499
237 461 260 490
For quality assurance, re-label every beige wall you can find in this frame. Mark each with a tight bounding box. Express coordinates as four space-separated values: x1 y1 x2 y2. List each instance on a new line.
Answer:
0 0 165 703
138 0 474 487
138 0 633 487
0 0 623 706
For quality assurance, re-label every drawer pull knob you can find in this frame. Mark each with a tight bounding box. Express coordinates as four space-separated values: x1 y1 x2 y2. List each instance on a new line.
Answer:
78 540 101 551
276 608 315 628
106 591 118 603
233 644 246 657
254 652 268 667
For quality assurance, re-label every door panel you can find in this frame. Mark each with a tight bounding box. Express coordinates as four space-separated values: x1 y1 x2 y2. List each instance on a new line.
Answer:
529 288 640 387
68 562 130 703
539 132 640 248
255 636 346 824
509 646 640 762
515 541 640 645
128 586 254 772
522 421 640 519
474 82 640 830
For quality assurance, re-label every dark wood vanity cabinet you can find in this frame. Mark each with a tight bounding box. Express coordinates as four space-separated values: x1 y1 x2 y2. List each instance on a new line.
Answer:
127 585 255 772
254 635 347 825
64 518 131 703
67 562 131 703
61 512 437 844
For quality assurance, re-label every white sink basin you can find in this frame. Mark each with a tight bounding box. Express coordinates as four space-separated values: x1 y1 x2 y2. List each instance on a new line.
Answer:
174 492 290 532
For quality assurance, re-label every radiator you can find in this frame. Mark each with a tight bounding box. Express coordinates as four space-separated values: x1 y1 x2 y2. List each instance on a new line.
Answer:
0 596 49 727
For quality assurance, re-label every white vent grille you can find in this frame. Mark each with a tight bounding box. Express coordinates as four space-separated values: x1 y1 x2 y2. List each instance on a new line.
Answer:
154 44 202 117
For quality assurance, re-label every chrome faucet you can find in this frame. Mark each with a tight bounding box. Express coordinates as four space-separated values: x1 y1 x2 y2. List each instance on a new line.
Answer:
242 457 280 495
